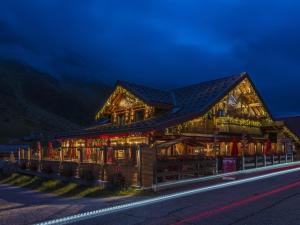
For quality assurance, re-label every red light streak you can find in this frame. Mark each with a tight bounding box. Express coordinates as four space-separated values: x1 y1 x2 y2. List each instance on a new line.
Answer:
170 179 300 225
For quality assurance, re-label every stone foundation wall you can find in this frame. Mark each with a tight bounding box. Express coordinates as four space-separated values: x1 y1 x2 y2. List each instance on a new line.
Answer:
17 160 139 187
79 163 102 180
41 160 61 174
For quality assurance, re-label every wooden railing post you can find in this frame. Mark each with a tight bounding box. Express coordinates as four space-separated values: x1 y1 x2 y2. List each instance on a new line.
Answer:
242 156 245 170
197 160 200 177
285 154 288 163
215 157 219 174
137 145 141 187
255 155 257 168
21 149 24 160
177 160 181 180
28 148 31 161
154 161 157 185
18 148 21 165
279 154 281 164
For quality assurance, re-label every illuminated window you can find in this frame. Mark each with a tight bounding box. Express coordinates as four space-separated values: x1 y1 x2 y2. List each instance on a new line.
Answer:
175 143 184 155
217 109 225 117
115 149 125 160
117 114 125 125
134 110 144 122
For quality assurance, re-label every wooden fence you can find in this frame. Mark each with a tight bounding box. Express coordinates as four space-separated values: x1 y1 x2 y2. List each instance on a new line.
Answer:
154 153 294 184
241 154 293 170
154 157 216 184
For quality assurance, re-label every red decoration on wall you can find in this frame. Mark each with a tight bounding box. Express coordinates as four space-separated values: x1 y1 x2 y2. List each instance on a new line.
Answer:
107 147 113 163
70 140 76 159
37 141 42 160
231 137 239 157
264 139 271 155
47 141 54 159
66 145 71 158
85 139 91 160
96 133 129 139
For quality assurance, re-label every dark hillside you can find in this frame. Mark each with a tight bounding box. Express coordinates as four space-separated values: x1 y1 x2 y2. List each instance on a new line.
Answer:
0 60 112 142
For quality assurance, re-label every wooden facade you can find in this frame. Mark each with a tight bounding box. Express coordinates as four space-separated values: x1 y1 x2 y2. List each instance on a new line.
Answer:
18 73 300 188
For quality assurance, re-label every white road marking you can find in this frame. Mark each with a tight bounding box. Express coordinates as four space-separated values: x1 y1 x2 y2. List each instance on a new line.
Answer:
34 165 300 225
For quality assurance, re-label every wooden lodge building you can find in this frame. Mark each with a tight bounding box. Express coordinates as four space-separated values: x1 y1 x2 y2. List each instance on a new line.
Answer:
20 73 300 188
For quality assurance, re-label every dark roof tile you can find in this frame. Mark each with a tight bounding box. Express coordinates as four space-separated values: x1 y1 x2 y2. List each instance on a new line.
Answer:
55 73 246 138
117 80 173 106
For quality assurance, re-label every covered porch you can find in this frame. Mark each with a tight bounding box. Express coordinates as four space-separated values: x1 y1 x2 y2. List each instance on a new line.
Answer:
18 134 149 187
153 134 296 183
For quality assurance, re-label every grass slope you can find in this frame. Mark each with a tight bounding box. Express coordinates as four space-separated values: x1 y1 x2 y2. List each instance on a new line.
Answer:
0 173 140 198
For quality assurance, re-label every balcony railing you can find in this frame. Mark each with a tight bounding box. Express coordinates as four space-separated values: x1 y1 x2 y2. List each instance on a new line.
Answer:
167 117 268 135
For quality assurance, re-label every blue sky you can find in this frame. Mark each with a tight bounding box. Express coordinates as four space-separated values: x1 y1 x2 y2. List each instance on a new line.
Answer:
0 0 300 116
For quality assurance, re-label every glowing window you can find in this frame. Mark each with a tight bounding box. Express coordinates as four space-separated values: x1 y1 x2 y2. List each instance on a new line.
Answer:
117 114 125 125
135 110 144 122
115 149 125 160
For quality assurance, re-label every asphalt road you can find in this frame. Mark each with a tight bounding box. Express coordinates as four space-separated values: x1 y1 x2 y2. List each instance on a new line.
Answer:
73 170 300 225
1 167 300 225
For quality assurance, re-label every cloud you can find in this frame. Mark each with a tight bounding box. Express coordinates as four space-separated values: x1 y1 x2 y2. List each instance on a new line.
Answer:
0 0 299 116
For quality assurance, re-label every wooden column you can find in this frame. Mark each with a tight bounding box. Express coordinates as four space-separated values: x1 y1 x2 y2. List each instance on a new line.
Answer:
60 148 64 162
136 145 141 187
100 149 104 165
79 148 83 163
101 147 107 181
18 148 21 165
95 148 98 164
28 148 31 161
103 146 107 164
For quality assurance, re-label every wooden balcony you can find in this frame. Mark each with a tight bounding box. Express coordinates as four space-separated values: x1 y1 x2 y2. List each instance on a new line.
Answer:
167 117 266 135
216 117 262 135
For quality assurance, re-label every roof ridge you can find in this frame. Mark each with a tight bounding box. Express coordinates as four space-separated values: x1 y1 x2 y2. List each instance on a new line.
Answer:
116 80 169 93
117 73 246 92
116 80 174 106
172 73 245 91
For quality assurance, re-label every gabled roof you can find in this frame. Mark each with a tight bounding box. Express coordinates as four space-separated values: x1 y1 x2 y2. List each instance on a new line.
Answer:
117 74 244 110
116 81 173 107
56 73 259 139
172 74 244 115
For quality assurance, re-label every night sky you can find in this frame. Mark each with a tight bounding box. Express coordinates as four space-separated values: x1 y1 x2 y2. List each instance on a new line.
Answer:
0 0 300 117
